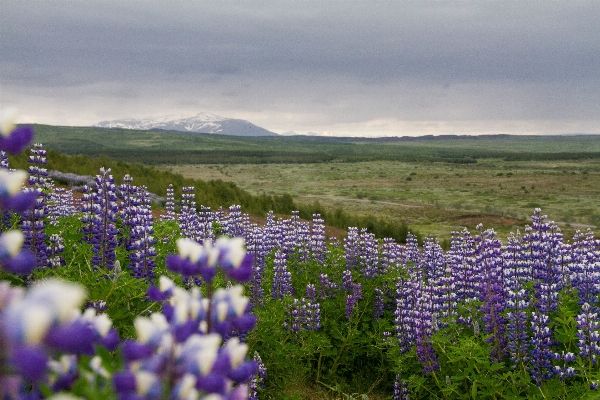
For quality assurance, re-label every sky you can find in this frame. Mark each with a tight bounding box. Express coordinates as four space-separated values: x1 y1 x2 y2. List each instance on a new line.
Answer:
1 1 599 137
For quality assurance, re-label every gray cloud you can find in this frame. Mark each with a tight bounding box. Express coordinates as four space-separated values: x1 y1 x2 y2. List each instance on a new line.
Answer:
1 0 599 135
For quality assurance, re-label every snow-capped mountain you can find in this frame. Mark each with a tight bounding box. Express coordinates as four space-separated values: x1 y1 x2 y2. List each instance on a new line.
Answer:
95 112 278 137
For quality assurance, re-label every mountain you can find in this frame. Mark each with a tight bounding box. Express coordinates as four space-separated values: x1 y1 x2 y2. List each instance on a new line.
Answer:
95 112 278 137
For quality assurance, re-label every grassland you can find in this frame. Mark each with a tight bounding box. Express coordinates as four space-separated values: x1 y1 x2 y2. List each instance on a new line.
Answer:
29 124 600 241
162 159 600 240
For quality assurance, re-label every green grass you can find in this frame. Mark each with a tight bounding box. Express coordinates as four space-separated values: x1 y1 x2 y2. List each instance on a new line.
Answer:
163 159 600 240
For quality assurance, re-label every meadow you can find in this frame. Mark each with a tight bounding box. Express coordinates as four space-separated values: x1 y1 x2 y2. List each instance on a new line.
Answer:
2 124 600 399
164 158 599 241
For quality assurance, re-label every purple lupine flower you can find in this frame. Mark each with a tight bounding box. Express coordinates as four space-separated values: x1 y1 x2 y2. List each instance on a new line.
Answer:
345 294 356 320
344 227 360 270
529 312 555 385
246 226 267 308
448 228 479 325
225 204 245 238
0 108 34 154
357 229 379 278
380 237 403 275
422 237 446 282
178 186 200 240
249 352 266 400
47 187 76 224
0 230 36 275
284 298 301 333
20 187 48 269
47 233 65 268
394 278 419 353
166 237 253 284
160 183 176 221
504 232 531 369
318 273 338 299
126 186 157 280
374 288 385 321
198 205 216 242
570 229 600 307
0 150 9 170
271 250 293 299
20 144 50 268
552 351 577 380
117 174 139 247
79 184 95 243
1 279 117 389
475 226 507 362
295 219 311 265
90 168 119 270
404 233 420 275
341 269 353 291
393 374 409 400
310 214 326 265
126 261 258 398
306 284 317 302
576 302 600 365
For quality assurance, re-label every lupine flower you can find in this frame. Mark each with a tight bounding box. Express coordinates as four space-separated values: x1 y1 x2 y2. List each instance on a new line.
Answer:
0 230 36 275
271 250 293 299
123 257 258 399
374 288 385 321
0 169 37 215
310 214 326 265
0 108 34 154
0 279 117 389
166 237 253 283
89 168 119 270
161 183 176 221
393 374 409 400
178 186 200 240
249 352 266 400
126 186 157 280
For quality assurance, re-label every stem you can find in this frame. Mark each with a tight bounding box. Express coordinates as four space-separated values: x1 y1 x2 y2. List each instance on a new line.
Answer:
316 347 323 383
329 327 354 376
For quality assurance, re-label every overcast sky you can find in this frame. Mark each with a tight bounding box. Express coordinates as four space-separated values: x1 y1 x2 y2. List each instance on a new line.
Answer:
2 1 599 136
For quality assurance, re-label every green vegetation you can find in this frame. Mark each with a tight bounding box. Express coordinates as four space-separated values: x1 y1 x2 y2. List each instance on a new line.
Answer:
30 124 600 165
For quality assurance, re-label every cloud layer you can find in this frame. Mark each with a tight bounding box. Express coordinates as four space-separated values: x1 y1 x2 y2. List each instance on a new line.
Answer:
2 1 599 136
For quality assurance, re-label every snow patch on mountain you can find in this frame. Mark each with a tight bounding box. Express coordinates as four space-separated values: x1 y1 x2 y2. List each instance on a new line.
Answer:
95 112 278 137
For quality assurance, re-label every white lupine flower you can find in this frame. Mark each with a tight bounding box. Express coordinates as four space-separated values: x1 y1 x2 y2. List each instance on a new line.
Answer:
159 275 175 292
134 317 155 344
28 279 87 322
182 334 221 375
177 238 203 263
0 107 18 136
225 337 248 368
21 305 53 344
94 313 113 337
203 241 219 267
0 169 28 196
216 237 245 267
135 370 160 396
216 302 228 322
0 230 25 258
175 374 198 400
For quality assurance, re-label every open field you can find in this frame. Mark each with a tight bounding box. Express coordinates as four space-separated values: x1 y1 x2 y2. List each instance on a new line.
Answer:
29 124 600 241
162 159 600 240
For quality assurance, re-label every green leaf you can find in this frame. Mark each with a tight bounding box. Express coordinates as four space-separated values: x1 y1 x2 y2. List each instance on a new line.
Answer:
471 381 477 399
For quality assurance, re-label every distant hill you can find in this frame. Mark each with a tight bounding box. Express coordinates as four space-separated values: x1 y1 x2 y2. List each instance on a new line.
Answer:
95 112 279 137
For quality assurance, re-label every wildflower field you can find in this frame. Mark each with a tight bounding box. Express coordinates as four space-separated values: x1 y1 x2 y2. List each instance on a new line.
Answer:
2 117 600 399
